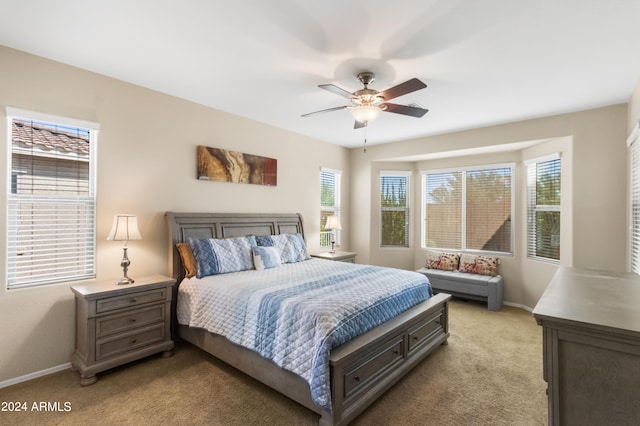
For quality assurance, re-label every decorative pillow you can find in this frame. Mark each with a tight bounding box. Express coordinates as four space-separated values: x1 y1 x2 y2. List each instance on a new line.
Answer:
188 235 257 278
425 250 460 271
252 246 282 271
458 254 478 273
176 243 197 278
475 255 499 276
459 254 499 276
256 233 310 263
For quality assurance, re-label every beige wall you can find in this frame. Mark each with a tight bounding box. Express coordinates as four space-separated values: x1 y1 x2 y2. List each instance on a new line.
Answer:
0 43 635 384
0 46 350 383
349 104 628 309
629 79 640 134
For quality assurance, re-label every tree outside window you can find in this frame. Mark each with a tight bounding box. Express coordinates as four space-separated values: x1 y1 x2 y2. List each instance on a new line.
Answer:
380 173 410 247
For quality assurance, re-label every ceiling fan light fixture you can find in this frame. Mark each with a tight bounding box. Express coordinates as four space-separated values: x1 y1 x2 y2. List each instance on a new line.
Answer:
351 105 382 123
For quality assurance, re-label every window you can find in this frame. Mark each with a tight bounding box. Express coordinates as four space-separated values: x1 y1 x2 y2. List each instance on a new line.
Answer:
380 172 410 247
320 168 341 248
422 164 513 254
527 155 561 262
6 108 98 288
630 122 640 273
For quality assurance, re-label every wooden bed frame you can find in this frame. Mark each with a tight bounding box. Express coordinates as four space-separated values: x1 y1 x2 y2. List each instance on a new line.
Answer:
166 212 450 426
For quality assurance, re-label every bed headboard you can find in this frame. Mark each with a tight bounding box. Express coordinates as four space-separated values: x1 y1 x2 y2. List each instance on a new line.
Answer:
165 212 305 282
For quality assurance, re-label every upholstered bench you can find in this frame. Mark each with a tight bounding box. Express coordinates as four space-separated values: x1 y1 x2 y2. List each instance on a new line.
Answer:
416 267 503 311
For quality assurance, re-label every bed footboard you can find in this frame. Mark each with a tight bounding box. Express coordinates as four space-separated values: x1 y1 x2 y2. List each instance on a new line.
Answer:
326 292 450 426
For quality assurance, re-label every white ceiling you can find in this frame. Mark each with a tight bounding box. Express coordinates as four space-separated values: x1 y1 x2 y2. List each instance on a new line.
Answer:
1 0 640 148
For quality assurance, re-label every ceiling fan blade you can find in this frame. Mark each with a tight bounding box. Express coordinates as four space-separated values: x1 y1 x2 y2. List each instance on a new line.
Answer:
354 120 367 129
379 78 427 101
319 84 354 99
301 105 348 118
384 103 429 118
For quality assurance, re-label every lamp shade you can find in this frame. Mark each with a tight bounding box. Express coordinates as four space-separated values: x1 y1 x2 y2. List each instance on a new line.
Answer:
325 215 342 230
107 214 142 241
351 105 382 123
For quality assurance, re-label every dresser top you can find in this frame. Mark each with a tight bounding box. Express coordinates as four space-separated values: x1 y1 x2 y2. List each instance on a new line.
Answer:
533 266 640 333
70 274 175 298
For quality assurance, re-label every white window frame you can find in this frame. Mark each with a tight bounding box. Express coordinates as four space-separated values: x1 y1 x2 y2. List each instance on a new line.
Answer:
379 171 411 248
421 163 514 255
6 107 98 289
320 168 341 248
526 153 561 263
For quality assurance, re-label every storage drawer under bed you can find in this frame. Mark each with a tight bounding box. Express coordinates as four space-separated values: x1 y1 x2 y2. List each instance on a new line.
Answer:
343 335 405 399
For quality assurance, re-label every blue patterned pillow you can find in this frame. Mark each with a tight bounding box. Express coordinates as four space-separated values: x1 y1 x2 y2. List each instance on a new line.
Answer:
188 236 257 278
256 233 309 263
252 246 282 270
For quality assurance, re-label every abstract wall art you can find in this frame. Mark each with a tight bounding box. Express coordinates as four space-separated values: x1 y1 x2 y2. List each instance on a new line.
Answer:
197 145 277 186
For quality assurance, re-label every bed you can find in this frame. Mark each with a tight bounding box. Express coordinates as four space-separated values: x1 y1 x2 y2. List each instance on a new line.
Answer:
166 212 450 426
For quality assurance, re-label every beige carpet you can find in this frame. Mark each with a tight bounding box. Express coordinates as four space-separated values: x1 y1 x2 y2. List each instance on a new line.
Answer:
0 299 547 425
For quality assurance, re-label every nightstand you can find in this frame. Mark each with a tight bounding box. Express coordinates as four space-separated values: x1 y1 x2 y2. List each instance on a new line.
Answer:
70 275 175 386
311 251 357 263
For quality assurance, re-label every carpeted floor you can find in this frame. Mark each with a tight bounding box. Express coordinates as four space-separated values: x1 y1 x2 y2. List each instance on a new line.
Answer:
0 299 547 425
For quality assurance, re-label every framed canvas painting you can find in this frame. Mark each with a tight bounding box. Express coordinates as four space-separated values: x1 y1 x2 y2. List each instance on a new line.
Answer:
197 145 277 186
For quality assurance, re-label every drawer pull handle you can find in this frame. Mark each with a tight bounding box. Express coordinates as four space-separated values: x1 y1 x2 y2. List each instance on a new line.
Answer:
130 298 137 303
413 336 419 340
393 350 399 355
129 318 137 323
353 375 360 382
130 338 137 344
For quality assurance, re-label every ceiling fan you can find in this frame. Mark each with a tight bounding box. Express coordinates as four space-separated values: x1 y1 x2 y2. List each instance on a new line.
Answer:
302 71 428 129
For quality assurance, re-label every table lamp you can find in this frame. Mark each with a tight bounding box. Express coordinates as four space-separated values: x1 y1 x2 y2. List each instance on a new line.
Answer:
107 214 142 285
325 215 342 254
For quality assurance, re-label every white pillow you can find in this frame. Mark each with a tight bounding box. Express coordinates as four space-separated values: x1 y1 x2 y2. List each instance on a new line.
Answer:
252 246 282 271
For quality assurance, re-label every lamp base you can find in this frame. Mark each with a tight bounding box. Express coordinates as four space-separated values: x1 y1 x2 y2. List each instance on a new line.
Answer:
116 246 134 285
115 277 135 285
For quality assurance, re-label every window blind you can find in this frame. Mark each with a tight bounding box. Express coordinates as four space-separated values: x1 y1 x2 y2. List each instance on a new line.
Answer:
527 156 561 262
423 165 513 254
7 111 97 288
466 168 512 252
423 171 462 250
380 172 410 247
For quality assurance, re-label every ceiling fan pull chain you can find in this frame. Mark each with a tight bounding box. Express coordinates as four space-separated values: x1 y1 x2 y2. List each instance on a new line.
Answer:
363 124 367 154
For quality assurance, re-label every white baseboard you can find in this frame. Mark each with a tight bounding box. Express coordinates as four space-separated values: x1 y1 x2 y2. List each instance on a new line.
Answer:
0 362 71 389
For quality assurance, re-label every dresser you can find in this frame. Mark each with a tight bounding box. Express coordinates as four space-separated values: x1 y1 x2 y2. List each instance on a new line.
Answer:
70 275 176 386
533 267 640 425
311 251 357 263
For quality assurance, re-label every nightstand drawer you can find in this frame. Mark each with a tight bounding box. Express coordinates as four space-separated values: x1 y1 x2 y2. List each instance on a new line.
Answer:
96 323 166 360
96 288 167 313
96 305 166 337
